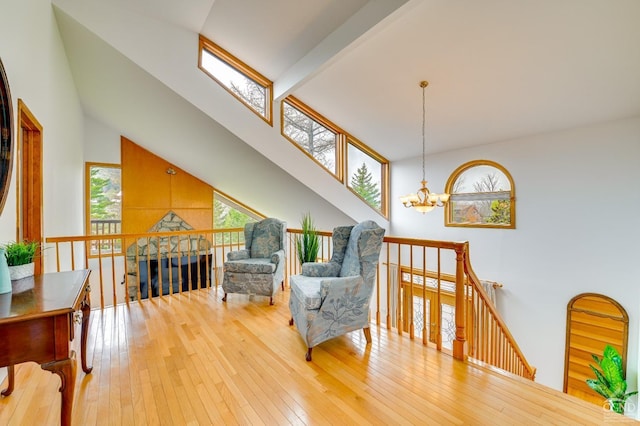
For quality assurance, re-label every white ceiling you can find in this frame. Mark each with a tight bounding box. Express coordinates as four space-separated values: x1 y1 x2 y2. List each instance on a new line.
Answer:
56 0 640 162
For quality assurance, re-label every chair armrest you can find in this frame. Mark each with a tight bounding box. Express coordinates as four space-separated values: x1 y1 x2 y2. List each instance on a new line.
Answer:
271 249 285 265
227 249 250 261
302 261 341 277
319 275 365 299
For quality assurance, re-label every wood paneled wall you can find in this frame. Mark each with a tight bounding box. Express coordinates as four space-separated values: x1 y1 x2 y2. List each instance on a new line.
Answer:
121 136 213 234
563 293 628 406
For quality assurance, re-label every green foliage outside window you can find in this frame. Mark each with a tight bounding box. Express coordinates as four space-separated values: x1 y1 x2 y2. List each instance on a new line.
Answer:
88 165 121 253
214 198 257 245
486 200 511 224
90 167 120 220
350 162 381 209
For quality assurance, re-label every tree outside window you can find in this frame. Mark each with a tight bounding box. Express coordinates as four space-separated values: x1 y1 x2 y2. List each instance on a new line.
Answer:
282 100 338 175
347 141 385 213
87 163 122 254
214 192 261 245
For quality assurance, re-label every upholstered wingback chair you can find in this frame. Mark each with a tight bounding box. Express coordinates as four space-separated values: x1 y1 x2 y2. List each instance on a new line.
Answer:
288 220 385 361
222 218 286 305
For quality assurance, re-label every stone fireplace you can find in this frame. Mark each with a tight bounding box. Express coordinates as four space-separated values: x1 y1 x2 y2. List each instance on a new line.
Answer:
126 211 212 299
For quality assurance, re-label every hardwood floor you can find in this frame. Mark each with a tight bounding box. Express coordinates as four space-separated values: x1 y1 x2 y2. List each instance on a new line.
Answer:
0 287 635 425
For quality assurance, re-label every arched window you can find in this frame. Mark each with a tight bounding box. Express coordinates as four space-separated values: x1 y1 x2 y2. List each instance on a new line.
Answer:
444 160 515 228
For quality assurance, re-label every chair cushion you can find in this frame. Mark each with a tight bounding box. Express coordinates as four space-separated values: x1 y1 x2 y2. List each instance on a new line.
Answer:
224 258 275 274
250 219 283 259
290 274 323 310
339 220 378 277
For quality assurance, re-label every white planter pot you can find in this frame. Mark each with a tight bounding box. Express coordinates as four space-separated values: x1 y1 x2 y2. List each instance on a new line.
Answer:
8 262 35 281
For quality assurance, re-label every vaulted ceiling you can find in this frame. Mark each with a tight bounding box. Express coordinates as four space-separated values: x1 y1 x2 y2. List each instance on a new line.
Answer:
54 0 640 163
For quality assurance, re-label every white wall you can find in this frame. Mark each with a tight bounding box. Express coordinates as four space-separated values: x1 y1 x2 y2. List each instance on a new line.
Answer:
0 0 85 239
391 116 640 392
0 0 85 385
53 1 387 227
82 104 355 232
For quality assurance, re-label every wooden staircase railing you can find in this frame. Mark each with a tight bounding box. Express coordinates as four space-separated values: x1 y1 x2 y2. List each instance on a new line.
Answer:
462 245 536 379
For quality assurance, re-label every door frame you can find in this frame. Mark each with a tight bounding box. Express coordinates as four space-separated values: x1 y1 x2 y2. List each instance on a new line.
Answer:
17 99 43 275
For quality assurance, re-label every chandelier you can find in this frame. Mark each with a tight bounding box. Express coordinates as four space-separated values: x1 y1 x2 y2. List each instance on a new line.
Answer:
400 81 449 213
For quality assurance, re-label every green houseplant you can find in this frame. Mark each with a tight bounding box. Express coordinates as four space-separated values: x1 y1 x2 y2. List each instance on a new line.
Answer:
586 344 637 414
3 240 41 280
296 213 319 265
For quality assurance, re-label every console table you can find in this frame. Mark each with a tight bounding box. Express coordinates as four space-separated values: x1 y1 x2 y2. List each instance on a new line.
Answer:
0 269 92 426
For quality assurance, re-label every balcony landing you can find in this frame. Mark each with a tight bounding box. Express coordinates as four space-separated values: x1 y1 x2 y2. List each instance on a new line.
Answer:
0 288 633 425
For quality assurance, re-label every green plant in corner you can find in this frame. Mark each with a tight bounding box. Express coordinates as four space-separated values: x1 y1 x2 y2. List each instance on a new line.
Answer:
586 344 637 414
3 240 41 266
296 213 319 265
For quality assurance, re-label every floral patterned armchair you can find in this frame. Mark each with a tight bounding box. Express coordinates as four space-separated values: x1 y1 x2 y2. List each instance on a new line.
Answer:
222 218 286 305
288 220 385 361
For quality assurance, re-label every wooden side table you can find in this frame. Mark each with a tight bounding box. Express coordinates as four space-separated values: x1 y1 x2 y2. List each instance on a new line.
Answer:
0 270 92 426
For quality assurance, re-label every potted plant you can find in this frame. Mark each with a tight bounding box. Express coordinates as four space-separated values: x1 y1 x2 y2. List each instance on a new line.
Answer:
586 344 638 415
296 213 319 265
3 240 41 280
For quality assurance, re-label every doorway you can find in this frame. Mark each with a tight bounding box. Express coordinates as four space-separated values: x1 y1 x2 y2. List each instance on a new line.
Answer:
17 100 43 275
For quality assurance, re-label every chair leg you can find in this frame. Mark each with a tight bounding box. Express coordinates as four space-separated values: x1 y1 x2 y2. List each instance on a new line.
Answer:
363 327 372 344
289 318 294 326
305 348 313 362
269 297 274 306
222 293 227 302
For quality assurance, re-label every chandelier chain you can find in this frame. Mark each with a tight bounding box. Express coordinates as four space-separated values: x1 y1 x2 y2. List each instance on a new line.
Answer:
399 79 449 213
421 82 426 182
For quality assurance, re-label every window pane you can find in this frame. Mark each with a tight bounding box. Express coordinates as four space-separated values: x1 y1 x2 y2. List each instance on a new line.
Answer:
214 193 259 245
88 165 121 254
347 143 382 210
201 49 267 117
454 165 510 193
450 199 511 225
282 101 337 174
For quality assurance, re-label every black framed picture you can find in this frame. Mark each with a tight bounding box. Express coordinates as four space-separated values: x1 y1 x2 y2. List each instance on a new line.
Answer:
0 57 13 215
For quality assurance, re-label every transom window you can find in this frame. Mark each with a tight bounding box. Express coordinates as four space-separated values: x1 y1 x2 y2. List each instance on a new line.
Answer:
282 96 341 177
281 96 389 216
198 35 273 125
444 160 515 228
347 138 387 214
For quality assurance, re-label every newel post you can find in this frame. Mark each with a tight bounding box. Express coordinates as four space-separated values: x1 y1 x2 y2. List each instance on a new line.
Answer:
453 245 467 360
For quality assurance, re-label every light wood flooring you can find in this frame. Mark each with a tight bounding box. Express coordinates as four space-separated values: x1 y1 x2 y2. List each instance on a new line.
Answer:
0 287 635 425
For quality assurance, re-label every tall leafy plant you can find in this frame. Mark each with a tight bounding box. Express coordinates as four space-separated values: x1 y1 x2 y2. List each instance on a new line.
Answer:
296 213 319 265
586 344 637 414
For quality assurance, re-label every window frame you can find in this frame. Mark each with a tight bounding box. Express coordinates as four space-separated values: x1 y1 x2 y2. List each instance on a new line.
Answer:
280 96 389 218
198 35 273 126
85 162 122 257
214 189 265 226
281 96 344 182
346 136 389 217
444 159 516 229
213 189 265 246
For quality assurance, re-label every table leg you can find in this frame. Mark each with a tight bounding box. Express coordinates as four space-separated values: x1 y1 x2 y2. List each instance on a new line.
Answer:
1 364 14 396
81 297 93 374
42 352 77 426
